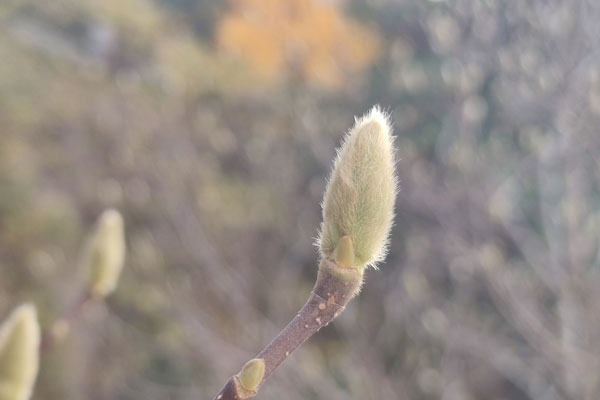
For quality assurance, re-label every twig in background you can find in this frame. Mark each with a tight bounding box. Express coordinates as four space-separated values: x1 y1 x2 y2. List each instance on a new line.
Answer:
40 209 126 353
0 209 126 400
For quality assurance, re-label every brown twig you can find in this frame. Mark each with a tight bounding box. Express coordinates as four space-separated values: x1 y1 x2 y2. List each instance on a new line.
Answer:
213 258 364 400
40 290 94 353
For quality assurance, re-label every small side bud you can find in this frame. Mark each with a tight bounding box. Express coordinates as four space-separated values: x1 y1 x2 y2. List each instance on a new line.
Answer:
318 106 397 268
85 209 126 298
333 235 355 268
0 304 40 400
238 359 265 391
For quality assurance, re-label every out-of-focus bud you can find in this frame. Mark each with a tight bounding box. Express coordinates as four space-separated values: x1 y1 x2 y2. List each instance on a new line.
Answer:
238 358 265 391
85 209 126 297
0 304 40 400
318 106 397 268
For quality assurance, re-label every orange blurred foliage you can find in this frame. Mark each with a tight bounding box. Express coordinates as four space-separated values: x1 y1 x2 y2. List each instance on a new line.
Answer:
217 0 381 88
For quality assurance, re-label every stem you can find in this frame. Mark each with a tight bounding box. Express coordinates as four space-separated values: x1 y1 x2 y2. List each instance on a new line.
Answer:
40 290 94 353
213 258 364 400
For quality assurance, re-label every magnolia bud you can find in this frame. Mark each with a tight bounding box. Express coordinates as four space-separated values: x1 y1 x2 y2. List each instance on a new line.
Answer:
318 106 397 268
85 209 126 297
238 358 265 391
0 304 40 400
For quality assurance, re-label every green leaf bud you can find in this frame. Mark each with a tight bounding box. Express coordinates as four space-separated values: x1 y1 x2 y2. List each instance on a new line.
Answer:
238 358 265 391
85 209 126 297
318 106 397 268
333 235 355 268
0 304 40 400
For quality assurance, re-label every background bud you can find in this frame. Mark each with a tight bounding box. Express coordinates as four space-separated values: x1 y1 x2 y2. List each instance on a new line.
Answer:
85 209 126 297
318 106 397 268
0 304 40 400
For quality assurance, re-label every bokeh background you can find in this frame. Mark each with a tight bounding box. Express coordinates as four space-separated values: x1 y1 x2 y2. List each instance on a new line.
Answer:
2 0 600 399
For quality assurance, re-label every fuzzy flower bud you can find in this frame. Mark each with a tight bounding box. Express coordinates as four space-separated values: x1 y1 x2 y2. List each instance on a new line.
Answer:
318 106 397 268
85 209 126 297
0 304 40 400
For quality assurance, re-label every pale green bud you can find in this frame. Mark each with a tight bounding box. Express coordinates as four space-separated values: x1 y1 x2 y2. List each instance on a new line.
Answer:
0 304 40 400
333 235 355 268
238 358 265 391
318 106 397 268
85 209 126 297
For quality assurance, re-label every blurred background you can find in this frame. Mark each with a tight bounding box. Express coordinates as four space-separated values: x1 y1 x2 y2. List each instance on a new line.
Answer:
1 0 600 399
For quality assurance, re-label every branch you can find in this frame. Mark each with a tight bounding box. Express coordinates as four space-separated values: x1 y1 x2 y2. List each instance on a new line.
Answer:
213 258 363 400
41 208 126 352
39 290 94 353
213 106 397 399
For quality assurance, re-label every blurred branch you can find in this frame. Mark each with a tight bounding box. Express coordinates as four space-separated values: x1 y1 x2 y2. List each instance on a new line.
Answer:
39 290 93 353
